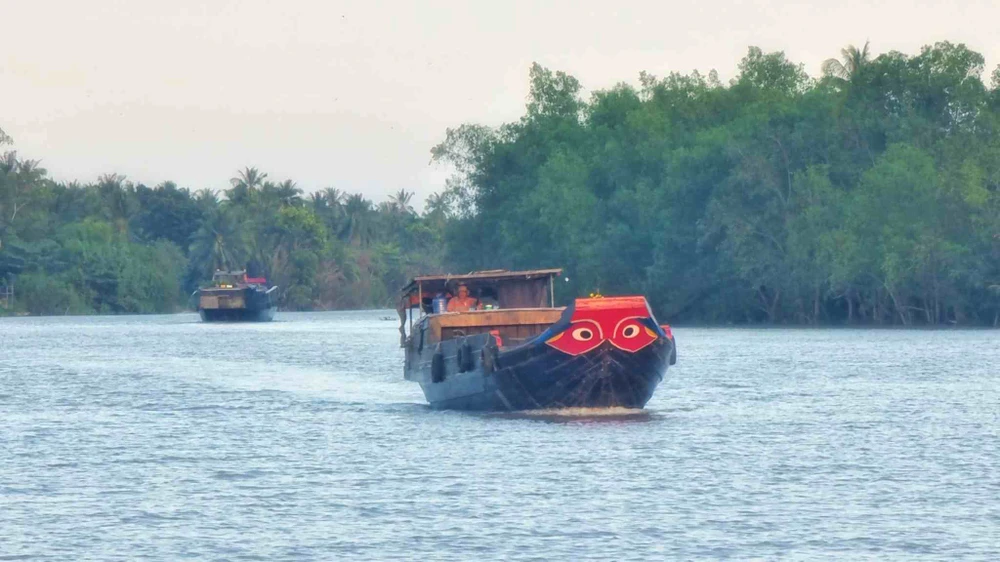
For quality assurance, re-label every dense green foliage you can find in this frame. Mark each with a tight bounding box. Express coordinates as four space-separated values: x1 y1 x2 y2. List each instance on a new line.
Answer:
5 41 1000 325
0 140 450 314
435 42 1000 325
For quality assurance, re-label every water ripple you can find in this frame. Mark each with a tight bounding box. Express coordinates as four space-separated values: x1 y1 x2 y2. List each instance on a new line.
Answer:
1 313 998 560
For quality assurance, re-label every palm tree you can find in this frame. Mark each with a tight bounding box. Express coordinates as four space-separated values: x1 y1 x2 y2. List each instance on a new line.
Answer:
195 188 219 206
97 173 135 233
821 41 872 83
189 206 247 275
423 191 452 232
424 191 451 218
0 151 17 175
310 191 327 211
318 187 346 234
7 159 46 222
227 166 268 205
323 187 345 208
341 193 374 245
388 189 415 215
0 152 41 237
273 179 303 207
16 159 46 191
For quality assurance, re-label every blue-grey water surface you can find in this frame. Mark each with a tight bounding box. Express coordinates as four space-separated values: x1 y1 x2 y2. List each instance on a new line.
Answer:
1 311 998 560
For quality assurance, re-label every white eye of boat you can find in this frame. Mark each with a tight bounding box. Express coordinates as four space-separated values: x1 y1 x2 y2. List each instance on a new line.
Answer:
572 328 594 341
622 325 640 338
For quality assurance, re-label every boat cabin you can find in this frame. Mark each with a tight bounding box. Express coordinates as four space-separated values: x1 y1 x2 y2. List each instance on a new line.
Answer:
207 270 268 289
398 269 564 348
210 270 248 289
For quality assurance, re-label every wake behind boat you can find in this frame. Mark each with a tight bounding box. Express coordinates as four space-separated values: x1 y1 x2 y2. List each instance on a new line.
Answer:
398 269 676 411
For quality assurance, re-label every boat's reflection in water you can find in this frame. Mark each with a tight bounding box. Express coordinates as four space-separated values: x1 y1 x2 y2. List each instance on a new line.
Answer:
487 407 654 424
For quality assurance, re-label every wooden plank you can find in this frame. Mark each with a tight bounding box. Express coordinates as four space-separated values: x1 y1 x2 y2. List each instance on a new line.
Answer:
434 308 562 328
497 278 548 309
411 268 562 283
427 308 564 341
402 269 562 295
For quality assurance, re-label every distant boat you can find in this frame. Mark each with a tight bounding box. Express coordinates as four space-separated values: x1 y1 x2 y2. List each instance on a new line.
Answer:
398 269 676 411
194 270 277 322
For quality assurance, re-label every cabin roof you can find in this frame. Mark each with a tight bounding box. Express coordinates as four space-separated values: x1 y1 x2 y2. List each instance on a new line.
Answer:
401 268 562 295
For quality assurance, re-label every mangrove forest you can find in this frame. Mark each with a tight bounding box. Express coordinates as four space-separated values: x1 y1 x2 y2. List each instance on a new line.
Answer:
4 41 1000 325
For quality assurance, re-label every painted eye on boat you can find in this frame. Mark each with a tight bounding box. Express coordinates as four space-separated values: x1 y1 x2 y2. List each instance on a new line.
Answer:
610 316 658 353
621 324 640 339
546 320 603 356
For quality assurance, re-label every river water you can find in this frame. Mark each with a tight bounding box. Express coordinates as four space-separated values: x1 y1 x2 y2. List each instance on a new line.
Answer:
1 311 997 560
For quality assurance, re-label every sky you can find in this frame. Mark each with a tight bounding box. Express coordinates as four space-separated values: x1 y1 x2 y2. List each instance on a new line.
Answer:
2 0 998 209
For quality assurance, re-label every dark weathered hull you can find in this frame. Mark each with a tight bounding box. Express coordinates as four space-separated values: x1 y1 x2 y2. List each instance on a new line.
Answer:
403 295 674 411
421 340 669 411
199 306 276 322
407 327 672 411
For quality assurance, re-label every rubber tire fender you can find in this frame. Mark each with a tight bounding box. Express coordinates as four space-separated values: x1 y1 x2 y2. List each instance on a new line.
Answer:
431 345 446 383
481 342 498 373
457 339 474 373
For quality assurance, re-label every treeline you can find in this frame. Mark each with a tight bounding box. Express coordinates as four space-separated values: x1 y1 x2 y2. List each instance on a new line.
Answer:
0 144 451 314
434 42 1000 326
5 40 1000 325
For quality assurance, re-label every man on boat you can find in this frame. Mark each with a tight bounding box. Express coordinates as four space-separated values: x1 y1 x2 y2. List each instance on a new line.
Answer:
447 283 478 312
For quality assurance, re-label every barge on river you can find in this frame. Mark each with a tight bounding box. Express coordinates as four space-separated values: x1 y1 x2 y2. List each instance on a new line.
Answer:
195 270 277 322
398 269 676 411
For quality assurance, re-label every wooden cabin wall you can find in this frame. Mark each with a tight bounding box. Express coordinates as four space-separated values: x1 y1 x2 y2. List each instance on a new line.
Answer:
421 308 564 347
441 323 551 346
497 279 549 309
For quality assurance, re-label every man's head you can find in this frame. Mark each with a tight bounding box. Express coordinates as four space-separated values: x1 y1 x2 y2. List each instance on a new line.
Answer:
457 284 469 298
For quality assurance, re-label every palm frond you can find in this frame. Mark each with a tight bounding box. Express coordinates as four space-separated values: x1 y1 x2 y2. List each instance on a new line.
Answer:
821 58 848 80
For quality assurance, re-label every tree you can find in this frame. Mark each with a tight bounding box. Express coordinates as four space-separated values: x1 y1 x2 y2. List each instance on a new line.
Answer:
266 179 303 207
389 189 415 215
188 205 248 277
310 191 326 212
735 47 809 95
340 193 375 246
323 187 345 207
1 153 45 223
432 45 1000 325
526 62 583 119
95 173 137 234
821 41 872 83
227 166 268 204
135 182 202 252
9 42 1000 322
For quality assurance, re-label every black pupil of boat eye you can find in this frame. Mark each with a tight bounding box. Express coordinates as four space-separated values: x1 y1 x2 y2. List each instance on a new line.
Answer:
575 329 592 340
625 325 638 337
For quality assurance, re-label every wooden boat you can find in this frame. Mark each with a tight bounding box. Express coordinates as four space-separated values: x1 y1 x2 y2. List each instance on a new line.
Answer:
398 269 676 411
195 270 277 322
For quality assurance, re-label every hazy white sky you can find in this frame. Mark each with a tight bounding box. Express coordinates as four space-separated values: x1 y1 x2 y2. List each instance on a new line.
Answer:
2 0 998 207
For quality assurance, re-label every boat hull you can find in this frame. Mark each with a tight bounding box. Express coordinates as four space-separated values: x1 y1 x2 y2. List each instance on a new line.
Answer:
419 339 669 411
197 285 276 322
404 296 675 412
199 306 276 322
